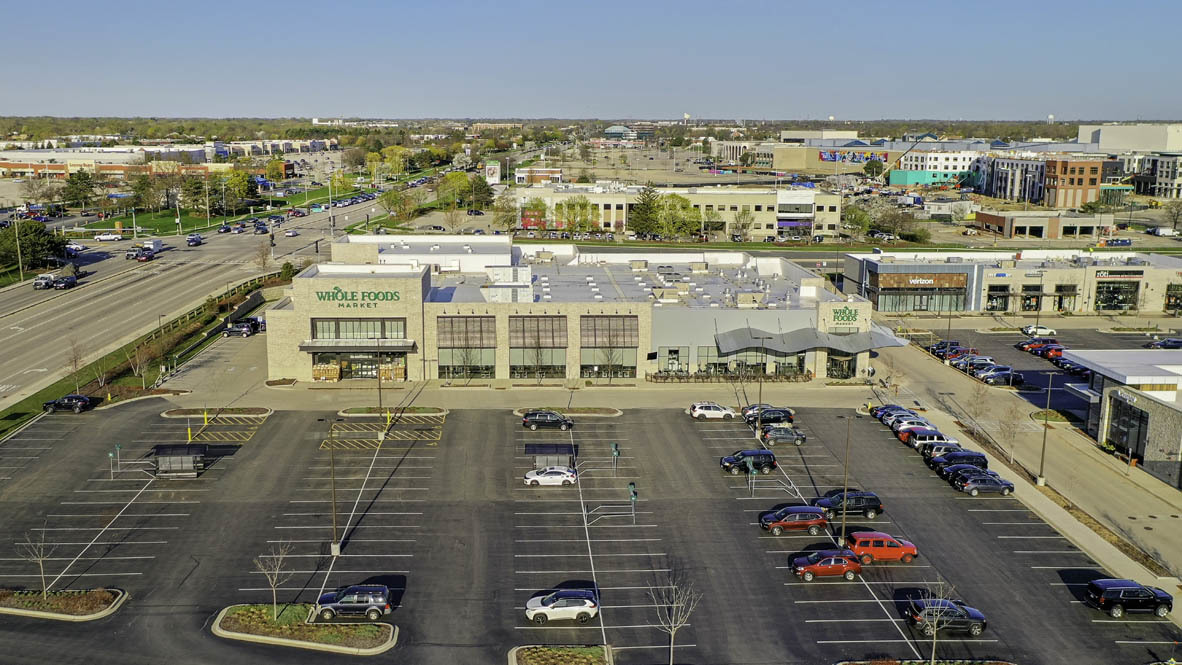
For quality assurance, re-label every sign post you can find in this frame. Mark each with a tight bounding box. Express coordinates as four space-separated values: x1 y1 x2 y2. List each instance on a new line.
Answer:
628 482 637 524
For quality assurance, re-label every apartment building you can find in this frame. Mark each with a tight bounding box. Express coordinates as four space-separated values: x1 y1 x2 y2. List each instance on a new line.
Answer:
1044 158 1105 208
1134 154 1182 199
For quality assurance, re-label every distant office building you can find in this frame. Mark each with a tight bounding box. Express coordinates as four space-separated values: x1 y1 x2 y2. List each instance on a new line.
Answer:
1134 154 1182 199
780 129 859 143
604 125 637 141
890 150 982 187
630 122 657 141
515 167 564 185
469 123 523 132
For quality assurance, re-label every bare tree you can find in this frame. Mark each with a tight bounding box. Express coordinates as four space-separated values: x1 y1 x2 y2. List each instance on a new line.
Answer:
442 201 464 233
125 345 147 390
15 523 56 599
20 177 52 205
648 567 702 665
92 363 108 390
910 574 976 665
530 335 546 385
1162 200 1182 231
256 238 272 271
252 540 294 621
963 381 991 435
66 337 84 393
996 401 1026 463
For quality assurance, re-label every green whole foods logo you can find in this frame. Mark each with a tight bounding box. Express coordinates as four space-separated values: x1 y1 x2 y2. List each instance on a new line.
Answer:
315 286 400 309
832 306 858 323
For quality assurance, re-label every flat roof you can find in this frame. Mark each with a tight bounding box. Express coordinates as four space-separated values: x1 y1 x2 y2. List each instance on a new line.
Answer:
845 249 1180 271
426 261 835 308
1061 349 1182 384
298 263 426 279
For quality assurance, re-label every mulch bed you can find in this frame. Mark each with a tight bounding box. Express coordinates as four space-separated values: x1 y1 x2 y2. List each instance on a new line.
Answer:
219 604 387 648
0 589 116 616
515 646 607 665
525 407 618 415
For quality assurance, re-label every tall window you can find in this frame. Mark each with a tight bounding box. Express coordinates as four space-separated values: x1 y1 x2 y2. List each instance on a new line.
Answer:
437 316 496 378
580 315 639 378
510 316 568 379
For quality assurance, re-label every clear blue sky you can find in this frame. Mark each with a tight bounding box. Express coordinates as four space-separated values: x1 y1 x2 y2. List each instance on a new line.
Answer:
3 0 1178 120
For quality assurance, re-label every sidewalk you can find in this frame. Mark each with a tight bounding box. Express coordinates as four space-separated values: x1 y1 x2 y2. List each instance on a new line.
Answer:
877 343 1182 583
876 311 1181 334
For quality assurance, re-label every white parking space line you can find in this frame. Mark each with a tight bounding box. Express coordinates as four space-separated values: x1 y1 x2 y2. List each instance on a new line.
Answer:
795 599 895 604
25 541 166 546
804 618 904 623
608 644 697 651
515 624 679 630
515 553 667 558
981 522 1054 525
1013 550 1083 554
254 569 410 575
302 476 432 481
275 525 419 529
0 572 143 578
1092 619 1174 624
0 555 154 562
289 499 425 503
818 639 998 644
997 535 1066 539
283 512 422 517
269 538 415 544
516 539 661 544
47 513 189 518
35 526 179 531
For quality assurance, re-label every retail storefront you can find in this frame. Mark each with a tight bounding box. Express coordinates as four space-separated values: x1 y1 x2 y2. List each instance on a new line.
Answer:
1093 269 1143 312
866 272 968 313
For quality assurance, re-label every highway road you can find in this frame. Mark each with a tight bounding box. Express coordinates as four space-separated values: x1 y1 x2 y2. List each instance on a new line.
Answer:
0 207 342 412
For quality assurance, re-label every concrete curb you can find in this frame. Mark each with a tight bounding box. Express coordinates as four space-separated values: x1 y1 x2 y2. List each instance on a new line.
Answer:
513 408 623 418
95 392 187 411
337 407 449 418
508 645 614 665
211 605 398 656
0 588 127 622
159 407 273 419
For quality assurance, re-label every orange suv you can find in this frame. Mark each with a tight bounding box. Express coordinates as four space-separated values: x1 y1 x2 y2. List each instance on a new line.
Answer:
847 531 919 564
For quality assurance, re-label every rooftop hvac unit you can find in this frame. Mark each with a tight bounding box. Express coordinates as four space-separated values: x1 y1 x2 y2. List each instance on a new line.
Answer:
945 256 963 263
594 294 603 300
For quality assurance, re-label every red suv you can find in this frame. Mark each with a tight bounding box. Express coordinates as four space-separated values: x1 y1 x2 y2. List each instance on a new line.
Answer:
847 531 919 564
759 505 828 536
791 549 861 581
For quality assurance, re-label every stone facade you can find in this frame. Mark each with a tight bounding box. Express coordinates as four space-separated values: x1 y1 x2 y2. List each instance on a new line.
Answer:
1099 386 1182 490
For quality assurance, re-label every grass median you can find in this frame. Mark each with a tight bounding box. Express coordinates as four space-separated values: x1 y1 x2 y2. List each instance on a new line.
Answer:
219 604 389 648
0 589 118 616
515 646 607 665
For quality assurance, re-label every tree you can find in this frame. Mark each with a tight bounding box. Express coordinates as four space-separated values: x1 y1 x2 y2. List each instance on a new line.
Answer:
578 143 591 163
125 345 148 390
732 208 754 240
469 175 494 209
61 170 98 208
492 190 518 231
252 541 294 621
996 401 1026 463
66 337 84 394
265 159 286 183
842 205 872 236
398 187 424 223
0 220 67 271
648 566 702 665
279 261 296 282
437 172 470 207
256 239 272 271
20 177 53 205
130 174 161 211
15 523 55 600
342 147 367 169
378 188 405 218
381 145 409 176
1163 200 1182 231
225 170 256 205
180 176 207 214
365 151 383 183
863 159 885 178
555 195 599 233
442 201 464 232
657 194 700 239
739 151 754 167
330 170 352 195
702 207 725 234
630 184 660 235
911 574 968 665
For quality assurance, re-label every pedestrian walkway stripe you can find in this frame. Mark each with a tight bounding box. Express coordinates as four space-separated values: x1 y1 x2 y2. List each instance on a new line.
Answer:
209 415 268 425
193 430 253 442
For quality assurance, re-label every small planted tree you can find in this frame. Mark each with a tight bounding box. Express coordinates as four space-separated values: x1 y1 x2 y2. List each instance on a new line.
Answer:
66 337 84 394
15 523 55 599
649 567 702 665
253 540 294 621
125 344 147 390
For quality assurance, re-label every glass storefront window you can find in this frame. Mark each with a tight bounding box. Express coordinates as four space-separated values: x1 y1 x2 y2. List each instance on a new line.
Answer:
580 347 638 378
312 351 406 380
826 349 856 379
876 290 965 313
1107 397 1148 460
1095 281 1139 312
509 348 566 378
311 318 406 339
986 286 1009 312
1166 284 1182 310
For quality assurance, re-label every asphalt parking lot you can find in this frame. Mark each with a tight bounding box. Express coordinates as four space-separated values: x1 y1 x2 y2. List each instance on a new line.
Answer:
925 326 1159 411
0 404 1178 665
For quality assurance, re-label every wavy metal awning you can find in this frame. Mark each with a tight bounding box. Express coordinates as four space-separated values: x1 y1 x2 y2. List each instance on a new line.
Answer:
714 326 907 355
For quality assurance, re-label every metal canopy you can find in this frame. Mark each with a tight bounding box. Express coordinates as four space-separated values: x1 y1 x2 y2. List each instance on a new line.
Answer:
713 325 907 356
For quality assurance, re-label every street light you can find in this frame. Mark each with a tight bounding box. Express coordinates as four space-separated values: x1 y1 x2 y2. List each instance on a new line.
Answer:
749 329 774 438
317 417 345 556
1037 373 1054 486
837 414 854 546
1026 271 1046 332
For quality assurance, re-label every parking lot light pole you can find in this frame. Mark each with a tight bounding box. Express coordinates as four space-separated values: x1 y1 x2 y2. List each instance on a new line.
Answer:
838 415 852 546
318 417 345 556
750 331 774 441
1037 374 1054 486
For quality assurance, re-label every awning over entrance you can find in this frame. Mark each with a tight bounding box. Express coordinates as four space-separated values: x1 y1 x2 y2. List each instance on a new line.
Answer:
298 338 417 353
714 326 907 355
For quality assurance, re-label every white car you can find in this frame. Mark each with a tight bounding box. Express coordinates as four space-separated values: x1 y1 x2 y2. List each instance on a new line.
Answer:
523 466 577 486
1021 325 1056 336
93 232 122 242
284 229 299 237
524 588 599 625
690 401 736 420
65 241 87 252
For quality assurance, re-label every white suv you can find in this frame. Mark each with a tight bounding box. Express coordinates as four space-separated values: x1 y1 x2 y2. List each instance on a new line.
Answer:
524 589 599 625
690 402 736 420
1021 325 1056 336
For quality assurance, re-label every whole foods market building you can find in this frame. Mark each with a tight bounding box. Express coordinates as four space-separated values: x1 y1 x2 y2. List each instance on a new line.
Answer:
265 239 907 383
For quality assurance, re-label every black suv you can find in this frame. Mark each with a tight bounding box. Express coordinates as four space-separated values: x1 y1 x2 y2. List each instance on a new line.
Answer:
930 451 987 478
810 491 884 519
315 584 392 621
53 275 77 290
223 321 254 338
746 408 793 426
43 394 92 414
1084 579 1173 618
720 450 777 475
908 597 987 636
522 410 574 431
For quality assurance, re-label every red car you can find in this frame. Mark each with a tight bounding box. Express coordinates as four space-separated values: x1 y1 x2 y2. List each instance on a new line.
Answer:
1044 346 1066 359
760 505 828 536
1017 337 1057 351
944 347 978 360
791 549 862 581
847 531 919 564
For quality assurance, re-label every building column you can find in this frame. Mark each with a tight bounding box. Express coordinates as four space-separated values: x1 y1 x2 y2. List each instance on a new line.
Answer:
494 311 510 380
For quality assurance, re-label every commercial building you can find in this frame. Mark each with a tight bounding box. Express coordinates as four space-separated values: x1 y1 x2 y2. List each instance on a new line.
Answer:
0 158 236 180
973 210 1110 240
1134 153 1182 199
512 182 841 239
974 155 1046 204
1076 123 1182 153
604 125 637 141
843 249 1182 314
1043 157 1105 209
264 235 906 385
1062 349 1182 489
889 150 983 187
780 129 860 143
514 167 564 185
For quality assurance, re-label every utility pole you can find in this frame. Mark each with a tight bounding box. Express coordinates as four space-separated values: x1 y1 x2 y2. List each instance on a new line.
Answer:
1037 374 1053 486
838 414 852 546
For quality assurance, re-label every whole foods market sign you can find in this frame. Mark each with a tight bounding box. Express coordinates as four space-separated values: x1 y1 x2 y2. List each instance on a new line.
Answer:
315 286 401 309
832 306 859 323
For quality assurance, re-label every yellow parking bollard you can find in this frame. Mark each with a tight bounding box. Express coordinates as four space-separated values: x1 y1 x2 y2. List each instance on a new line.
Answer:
187 426 192 442
203 409 208 425
386 410 391 426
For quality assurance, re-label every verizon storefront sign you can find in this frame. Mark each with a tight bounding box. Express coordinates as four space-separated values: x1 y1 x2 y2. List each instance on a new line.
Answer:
878 273 968 289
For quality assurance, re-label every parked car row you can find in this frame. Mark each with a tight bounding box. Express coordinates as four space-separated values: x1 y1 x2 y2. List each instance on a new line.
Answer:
332 192 377 209
926 340 1026 386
